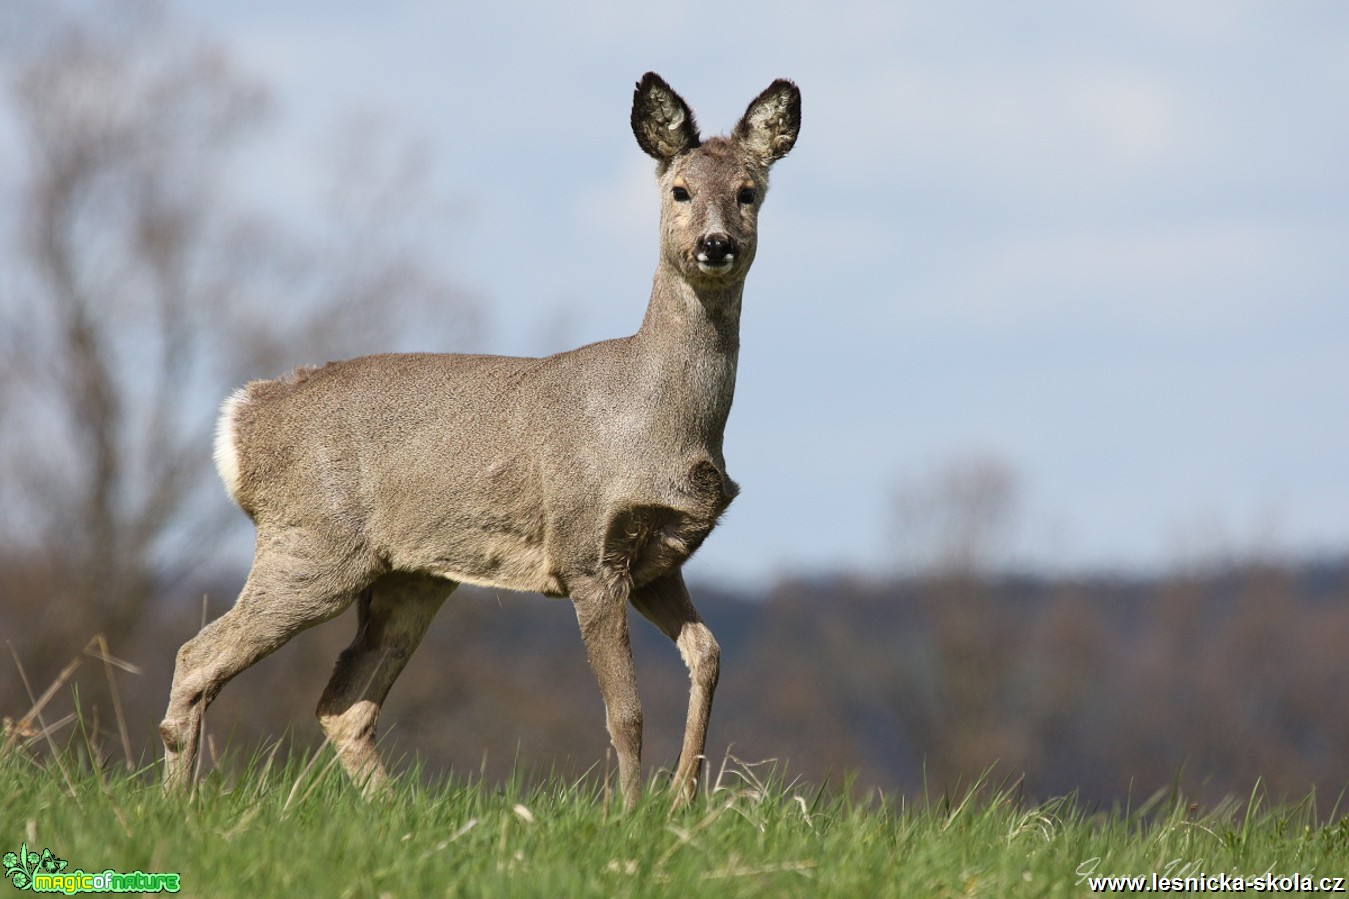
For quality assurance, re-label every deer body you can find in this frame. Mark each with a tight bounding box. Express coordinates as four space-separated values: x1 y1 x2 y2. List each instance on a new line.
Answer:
161 73 799 810
223 324 737 597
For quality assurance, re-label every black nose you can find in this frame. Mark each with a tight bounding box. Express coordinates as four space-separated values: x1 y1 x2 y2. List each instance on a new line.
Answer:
696 232 737 265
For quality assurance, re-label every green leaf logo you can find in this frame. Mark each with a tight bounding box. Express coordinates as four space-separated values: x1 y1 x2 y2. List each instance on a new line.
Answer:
2 843 65 892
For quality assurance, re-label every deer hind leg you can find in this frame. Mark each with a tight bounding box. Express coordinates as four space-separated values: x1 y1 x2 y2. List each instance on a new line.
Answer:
573 579 643 812
315 572 452 796
160 530 372 793
630 571 720 809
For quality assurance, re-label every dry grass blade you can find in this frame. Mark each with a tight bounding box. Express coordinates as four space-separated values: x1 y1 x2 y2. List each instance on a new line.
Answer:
81 635 144 675
281 738 345 815
5 643 79 798
703 857 817 881
2 645 83 757
194 595 209 788
711 753 780 802
87 634 140 770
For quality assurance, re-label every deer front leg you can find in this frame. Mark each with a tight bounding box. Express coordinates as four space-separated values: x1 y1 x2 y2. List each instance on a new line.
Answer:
573 584 643 812
631 571 719 809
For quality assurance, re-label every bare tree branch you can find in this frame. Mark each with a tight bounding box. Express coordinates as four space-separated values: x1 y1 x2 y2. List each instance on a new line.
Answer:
0 0 476 669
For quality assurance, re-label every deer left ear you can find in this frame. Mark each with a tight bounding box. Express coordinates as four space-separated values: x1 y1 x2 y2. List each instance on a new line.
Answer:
734 79 801 165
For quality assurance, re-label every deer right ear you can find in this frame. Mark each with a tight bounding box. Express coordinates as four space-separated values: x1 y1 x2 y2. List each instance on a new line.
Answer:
631 72 700 161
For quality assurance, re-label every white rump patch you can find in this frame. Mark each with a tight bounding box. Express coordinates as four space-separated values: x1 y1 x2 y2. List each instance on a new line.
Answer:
213 387 249 504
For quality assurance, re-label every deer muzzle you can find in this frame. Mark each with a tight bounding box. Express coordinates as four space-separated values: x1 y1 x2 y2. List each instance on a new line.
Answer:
695 232 738 272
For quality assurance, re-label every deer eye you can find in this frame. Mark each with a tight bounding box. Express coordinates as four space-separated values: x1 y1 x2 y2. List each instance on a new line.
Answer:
737 187 757 205
671 186 691 202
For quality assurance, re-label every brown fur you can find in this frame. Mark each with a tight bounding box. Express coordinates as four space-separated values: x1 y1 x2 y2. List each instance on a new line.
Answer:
160 73 800 811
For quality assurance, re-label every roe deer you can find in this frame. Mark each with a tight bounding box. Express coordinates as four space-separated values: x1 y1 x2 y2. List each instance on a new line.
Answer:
160 73 800 811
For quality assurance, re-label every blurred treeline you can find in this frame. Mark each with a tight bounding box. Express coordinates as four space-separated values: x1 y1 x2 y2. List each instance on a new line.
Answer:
5 555 1349 809
3 1 1347 810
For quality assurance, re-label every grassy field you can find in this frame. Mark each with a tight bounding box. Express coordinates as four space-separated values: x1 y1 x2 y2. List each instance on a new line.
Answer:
2 741 1348 898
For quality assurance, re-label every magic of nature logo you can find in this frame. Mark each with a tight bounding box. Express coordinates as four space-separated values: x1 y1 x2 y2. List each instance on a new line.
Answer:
3 843 180 894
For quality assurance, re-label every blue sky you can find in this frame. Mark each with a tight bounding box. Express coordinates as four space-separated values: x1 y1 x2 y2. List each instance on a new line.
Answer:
170 0 1349 584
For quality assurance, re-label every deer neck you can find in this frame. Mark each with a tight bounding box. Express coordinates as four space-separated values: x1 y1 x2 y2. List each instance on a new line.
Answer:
632 261 744 451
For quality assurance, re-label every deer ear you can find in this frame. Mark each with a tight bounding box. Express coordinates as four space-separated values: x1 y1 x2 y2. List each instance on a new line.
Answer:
734 78 801 164
631 72 700 161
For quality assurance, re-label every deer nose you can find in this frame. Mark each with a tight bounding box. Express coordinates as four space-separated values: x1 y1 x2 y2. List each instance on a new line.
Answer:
696 232 737 266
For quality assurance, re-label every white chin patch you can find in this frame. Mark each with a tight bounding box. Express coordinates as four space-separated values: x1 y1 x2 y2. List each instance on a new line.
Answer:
695 256 735 274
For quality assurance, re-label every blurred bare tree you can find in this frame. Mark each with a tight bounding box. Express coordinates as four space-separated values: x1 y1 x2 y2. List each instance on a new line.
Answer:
892 454 1020 577
889 455 1028 789
0 1 475 676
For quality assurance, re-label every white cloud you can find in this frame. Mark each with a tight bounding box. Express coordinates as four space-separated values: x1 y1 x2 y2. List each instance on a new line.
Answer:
954 218 1345 332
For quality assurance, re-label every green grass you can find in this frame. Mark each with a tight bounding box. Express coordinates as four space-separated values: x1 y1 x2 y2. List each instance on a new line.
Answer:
2 742 1348 898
